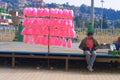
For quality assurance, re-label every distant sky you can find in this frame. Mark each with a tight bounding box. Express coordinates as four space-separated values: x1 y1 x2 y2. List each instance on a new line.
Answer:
44 0 120 10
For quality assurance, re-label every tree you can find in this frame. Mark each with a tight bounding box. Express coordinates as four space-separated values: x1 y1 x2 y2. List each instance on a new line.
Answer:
114 20 120 28
85 20 91 28
74 14 83 28
102 15 108 29
46 3 58 8
94 18 100 29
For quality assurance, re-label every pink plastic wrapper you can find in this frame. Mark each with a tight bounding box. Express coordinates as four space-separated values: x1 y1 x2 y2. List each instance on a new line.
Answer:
23 35 29 43
62 38 67 47
67 39 72 48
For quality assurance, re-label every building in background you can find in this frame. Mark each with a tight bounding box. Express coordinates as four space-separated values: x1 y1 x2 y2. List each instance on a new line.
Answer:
0 13 12 25
33 0 45 7
0 1 8 9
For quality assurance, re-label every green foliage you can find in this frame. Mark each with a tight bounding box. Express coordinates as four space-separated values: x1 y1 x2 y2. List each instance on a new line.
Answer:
74 14 83 28
94 19 100 28
102 15 108 29
85 20 91 29
114 20 120 28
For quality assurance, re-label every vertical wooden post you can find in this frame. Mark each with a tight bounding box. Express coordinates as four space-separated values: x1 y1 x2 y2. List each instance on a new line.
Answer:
65 58 68 71
48 58 50 69
12 53 15 68
47 15 50 69
48 25 50 53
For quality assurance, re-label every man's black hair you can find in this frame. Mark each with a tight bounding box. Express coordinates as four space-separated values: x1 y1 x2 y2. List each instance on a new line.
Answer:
87 32 94 36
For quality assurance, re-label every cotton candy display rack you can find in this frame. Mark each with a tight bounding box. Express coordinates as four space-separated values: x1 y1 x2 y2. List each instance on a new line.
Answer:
22 7 75 48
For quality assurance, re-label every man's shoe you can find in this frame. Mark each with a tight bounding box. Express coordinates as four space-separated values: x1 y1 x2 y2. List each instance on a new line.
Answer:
87 66 94 72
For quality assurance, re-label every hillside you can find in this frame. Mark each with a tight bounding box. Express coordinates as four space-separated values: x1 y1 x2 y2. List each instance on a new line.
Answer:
80 4 120 20
2 0 120 21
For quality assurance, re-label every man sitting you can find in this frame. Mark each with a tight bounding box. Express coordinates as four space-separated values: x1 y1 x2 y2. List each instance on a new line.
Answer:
79 32 99 72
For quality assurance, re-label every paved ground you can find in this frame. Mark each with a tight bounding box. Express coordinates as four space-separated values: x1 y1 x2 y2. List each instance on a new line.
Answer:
0 67 120 80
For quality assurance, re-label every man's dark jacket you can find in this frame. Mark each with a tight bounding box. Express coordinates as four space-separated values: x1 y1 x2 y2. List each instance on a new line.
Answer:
79 37 99 51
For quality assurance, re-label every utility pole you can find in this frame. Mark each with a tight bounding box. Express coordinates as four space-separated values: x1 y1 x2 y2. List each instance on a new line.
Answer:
90 0 94 27
87 0 94 33
101 0 104 31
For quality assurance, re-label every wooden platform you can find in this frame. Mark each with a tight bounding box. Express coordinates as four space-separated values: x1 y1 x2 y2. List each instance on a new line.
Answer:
0 42 120 71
